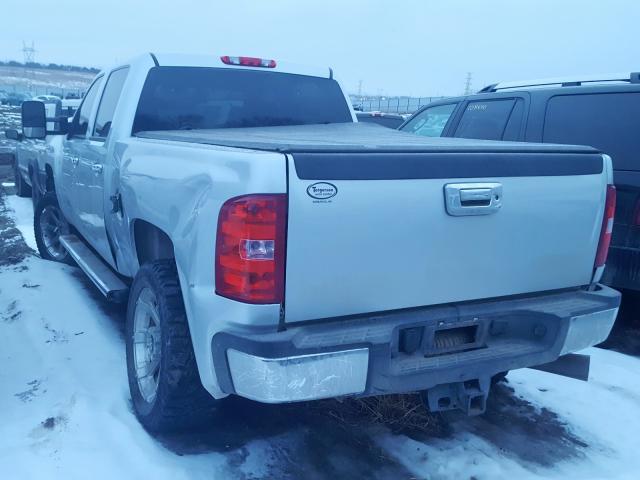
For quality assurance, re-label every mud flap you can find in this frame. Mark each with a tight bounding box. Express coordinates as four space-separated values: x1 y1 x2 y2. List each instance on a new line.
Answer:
422 377 491 416
530 353 591 381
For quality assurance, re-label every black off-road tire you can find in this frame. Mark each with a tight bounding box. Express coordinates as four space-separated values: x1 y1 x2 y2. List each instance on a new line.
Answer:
14 161 32 198
33 193 73 264
126 260 219 433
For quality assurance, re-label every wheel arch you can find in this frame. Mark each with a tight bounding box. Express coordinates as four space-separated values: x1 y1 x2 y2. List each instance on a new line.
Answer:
44 163 55 192
131 219 175 268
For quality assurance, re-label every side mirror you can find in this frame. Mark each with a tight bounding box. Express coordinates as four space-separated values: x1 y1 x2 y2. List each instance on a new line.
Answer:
22 100 46 139
5 129 20 141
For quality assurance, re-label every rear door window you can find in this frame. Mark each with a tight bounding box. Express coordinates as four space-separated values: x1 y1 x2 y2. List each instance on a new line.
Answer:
501 99 525 141
93 67 129 138
543 93 640 171
69 77 102 137
453 99 519 140
400 103 457 137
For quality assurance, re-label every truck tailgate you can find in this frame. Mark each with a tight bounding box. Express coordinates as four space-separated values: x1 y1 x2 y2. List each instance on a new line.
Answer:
284 151 606 323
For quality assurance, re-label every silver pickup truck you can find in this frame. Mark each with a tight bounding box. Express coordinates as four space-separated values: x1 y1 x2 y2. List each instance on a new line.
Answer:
18 53 620 433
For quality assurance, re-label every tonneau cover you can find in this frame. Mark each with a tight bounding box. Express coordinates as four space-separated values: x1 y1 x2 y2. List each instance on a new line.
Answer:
135 122 599 155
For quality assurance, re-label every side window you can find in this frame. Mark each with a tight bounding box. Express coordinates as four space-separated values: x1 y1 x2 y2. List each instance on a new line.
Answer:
70 78 102 137
400 103 457 137
453 99 516 140
502 99 525 141
93 67 129 138
544 93 640 171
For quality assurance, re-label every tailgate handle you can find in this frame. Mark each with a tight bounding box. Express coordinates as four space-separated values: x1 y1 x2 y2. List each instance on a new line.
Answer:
460 188 492 206
444 183 503 216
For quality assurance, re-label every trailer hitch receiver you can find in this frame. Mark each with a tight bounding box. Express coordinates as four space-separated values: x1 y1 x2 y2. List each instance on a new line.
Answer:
422 377 491 416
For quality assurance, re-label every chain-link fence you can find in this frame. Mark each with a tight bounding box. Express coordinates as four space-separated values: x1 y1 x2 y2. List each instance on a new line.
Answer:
0 83 85 99
351 96 448 114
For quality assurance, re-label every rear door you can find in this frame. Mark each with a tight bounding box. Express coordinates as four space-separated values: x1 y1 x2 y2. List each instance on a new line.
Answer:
60 76 103 225
284 150 606 322
78 66 130 266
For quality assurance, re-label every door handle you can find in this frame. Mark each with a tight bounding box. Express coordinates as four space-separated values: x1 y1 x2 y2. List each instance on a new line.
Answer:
444 183 503 216
91 163 103 174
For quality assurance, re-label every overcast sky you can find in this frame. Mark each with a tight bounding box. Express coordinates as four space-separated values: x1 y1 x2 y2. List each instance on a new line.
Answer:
1 0 638 96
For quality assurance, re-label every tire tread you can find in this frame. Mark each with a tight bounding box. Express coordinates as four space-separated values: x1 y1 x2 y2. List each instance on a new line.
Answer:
127 260 218 432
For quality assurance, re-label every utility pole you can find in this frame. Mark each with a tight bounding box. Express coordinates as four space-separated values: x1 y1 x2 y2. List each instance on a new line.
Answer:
464 72 473 95
22 41 36 64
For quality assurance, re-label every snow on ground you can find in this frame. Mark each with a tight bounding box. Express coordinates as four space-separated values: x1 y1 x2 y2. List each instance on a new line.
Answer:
1 191 640 480
5 195 37 250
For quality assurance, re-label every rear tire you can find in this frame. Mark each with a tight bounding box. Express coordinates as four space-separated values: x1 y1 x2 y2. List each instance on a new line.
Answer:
34 193 73 264
126 260 218 433
14 161 32 198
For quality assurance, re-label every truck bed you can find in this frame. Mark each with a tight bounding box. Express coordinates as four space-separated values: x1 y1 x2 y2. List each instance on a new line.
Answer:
140 122 607 323
135 122 598 154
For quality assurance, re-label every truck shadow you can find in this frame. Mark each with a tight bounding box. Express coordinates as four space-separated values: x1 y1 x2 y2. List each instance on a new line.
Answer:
159 398 416 480
155 381 589 478
440 382 588 468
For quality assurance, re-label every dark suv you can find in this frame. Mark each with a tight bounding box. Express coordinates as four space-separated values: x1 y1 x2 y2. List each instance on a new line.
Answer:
400 73 640 291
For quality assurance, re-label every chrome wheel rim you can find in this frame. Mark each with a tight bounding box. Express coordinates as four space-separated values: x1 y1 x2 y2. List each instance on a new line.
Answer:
39 205 69 260
133 287 162 403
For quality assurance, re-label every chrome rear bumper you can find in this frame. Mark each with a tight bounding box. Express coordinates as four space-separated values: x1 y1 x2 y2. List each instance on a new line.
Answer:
227 348 369 403
216 285 620 404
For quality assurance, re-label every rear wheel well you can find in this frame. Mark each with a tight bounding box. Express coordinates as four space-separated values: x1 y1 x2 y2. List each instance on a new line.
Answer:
45 164 55 192
133 220 175 267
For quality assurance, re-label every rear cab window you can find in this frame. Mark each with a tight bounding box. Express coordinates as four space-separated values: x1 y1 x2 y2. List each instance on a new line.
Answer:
132 67 353 133
453 98 524 141
400 103 457 137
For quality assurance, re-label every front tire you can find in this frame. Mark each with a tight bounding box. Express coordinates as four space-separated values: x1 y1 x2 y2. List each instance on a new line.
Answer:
14 161 32 198
34 193 72 264
126 260 218 433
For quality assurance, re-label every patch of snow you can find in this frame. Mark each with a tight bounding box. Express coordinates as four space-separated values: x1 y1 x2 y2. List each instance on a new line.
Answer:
0 258 233 479
2 182 16 187
4 195 37 251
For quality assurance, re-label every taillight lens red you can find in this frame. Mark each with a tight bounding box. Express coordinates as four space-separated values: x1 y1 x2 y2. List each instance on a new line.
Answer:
215 194 287 304
220 56 277 68
594 185 616 268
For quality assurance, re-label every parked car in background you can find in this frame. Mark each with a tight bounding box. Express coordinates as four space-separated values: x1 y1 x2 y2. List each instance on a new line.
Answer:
6 98 70 198
5 92 31 106
18 54 620 433
400 73 640 292
33 94 62 102
356 111 405 128
61 98 81 118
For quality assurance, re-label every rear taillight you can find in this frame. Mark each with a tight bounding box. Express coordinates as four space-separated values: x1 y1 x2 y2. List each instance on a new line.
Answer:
594 185 616 268
215 194 287 304
220 56 277 68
